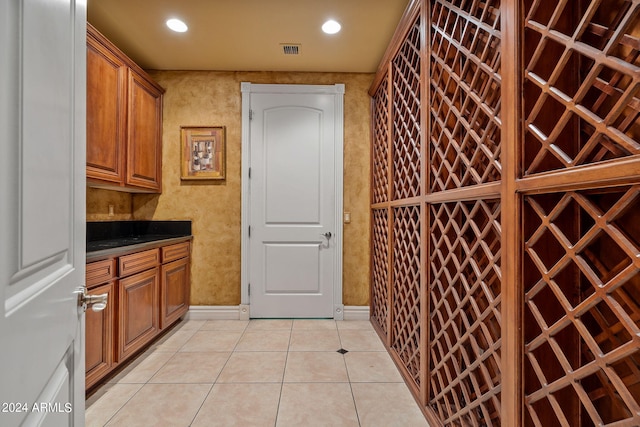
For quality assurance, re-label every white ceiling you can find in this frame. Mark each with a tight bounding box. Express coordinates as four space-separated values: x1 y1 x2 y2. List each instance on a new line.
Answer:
87 0 410 73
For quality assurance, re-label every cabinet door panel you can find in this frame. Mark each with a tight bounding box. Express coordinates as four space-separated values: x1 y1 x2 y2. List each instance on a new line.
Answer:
118 268 159 361
86 32 126 185
126 70 163 191
160 257 190 328
85 282 115 389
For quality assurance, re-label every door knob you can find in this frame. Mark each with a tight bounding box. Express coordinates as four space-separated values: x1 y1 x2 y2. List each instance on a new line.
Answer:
321 232 332 239
76 287 108 312
86 293 108 312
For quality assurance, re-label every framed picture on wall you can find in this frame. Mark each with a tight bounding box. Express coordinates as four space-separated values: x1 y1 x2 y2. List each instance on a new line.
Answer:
180 126 226 180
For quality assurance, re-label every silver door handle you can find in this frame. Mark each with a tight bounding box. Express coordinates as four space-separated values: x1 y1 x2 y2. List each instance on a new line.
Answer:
76 287 108 312
86 293 108 312
321 232 332 239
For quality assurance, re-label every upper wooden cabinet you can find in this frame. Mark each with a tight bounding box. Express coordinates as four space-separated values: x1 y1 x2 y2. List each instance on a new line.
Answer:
126 71 163 190
86 34 126 186
86 24 164 193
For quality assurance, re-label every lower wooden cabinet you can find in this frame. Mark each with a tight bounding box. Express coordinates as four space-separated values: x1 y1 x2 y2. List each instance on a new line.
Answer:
118 267 159 361
85 240 191 391
160 257 190 329
85 282 115 389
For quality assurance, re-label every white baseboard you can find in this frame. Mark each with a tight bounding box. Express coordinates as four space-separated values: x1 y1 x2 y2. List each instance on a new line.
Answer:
343 306 370 321
186 306 241 320
187 305 370 321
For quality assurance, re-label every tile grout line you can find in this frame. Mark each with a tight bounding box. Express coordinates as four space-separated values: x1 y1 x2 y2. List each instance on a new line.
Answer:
103 323 197 426
168 320 243 427
96 384 143 427
96 320 200 426
338 325 363 426
186 383 215 427
90 320 415 426
150 321 210 427
209 319 294 426
272 320 295 426
200 321 246 424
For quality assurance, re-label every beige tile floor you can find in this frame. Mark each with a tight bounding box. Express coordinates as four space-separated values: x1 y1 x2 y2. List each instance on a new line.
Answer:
86 319 430 427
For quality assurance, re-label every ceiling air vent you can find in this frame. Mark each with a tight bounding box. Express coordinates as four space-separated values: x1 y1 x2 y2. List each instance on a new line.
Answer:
281 44 301 55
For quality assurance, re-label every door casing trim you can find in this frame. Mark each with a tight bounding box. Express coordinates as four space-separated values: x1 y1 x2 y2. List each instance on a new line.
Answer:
240 82 345 319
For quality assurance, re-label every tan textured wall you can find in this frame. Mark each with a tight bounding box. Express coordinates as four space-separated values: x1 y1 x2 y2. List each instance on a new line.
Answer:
132 71 372 306
87 187 133 221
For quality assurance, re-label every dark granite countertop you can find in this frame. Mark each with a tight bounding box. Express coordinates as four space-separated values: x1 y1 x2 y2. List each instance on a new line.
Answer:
86 220 192 261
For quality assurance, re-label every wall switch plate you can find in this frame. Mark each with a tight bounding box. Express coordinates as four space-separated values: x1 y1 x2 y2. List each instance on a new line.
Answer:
344 212 351 223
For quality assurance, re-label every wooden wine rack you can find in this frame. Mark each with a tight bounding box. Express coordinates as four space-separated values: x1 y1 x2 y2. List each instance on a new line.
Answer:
392 16 422 201
392 205 422 388
370 0 640 426
523 186 640 426
429 199 502 425
372 208 390 336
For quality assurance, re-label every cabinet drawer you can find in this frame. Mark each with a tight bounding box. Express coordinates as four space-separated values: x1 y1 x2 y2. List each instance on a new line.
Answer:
161 241 190 263
119 248 159 277
86 259 116 288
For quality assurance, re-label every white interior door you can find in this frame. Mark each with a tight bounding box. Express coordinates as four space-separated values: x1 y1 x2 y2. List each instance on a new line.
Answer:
0 0 86 426
242 84 344 318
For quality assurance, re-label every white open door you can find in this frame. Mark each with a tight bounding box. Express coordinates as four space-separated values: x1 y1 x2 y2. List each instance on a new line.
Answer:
241 83 344 319
0 0 86 426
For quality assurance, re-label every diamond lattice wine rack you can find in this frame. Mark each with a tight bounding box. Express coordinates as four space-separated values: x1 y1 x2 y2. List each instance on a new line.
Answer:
369 0 640 425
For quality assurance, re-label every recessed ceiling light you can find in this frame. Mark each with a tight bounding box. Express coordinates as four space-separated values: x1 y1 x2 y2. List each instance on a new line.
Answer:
322 19 341 35
166 18 188 33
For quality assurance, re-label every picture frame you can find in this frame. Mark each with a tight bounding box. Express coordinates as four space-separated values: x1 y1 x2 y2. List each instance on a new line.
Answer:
180 126 226 180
